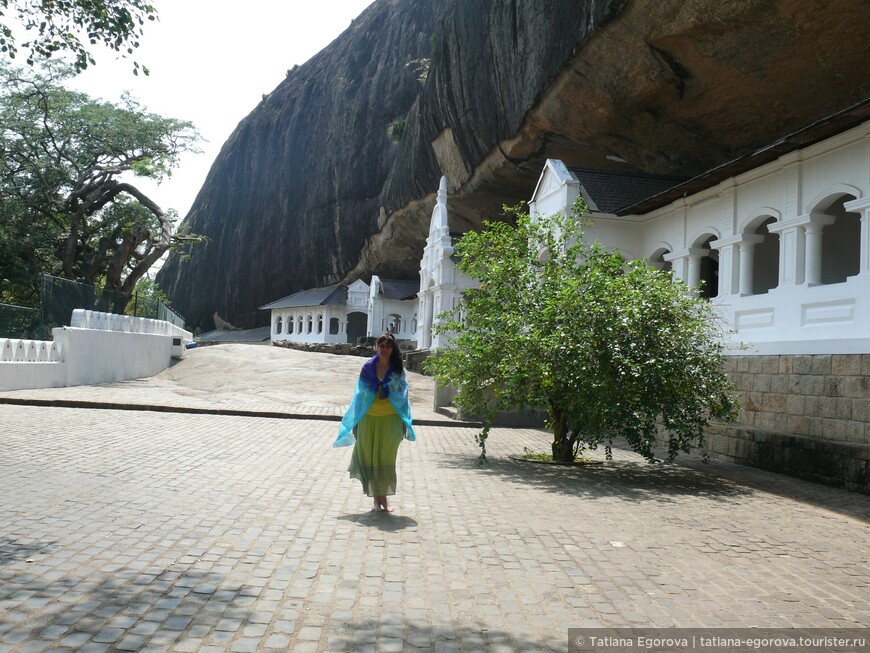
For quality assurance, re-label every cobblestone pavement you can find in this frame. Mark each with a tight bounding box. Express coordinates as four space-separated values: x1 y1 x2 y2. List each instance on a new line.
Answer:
1 346 869 652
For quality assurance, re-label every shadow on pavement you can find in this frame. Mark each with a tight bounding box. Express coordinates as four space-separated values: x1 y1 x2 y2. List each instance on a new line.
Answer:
436 453 753 504
329 616 561 651
338 513 419 532
0 562 264 650
678 456 870 525
436 449 870 524
0 538 61 566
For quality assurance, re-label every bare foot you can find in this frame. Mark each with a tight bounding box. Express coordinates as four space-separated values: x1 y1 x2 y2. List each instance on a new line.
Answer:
371 500 382 512
378 497 394 513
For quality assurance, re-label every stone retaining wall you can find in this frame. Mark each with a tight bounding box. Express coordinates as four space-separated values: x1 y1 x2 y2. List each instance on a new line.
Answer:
707 354 870 493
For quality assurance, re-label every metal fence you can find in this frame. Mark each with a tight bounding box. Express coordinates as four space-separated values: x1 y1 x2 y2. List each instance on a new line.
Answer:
0 274 185 339
0 303 41 339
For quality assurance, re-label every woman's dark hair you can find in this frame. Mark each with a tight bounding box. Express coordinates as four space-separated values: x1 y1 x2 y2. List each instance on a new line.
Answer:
376 332 403 373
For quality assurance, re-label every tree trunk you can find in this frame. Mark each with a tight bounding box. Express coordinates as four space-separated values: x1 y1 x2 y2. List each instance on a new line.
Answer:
550 406 575 462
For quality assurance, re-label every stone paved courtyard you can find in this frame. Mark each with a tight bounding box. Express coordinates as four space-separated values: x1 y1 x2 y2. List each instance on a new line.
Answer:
0 345 868 652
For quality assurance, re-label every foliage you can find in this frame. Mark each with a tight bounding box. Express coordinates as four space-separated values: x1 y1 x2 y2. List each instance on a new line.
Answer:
387 117 406 144
0 0 157 74
424 199 739 463
521 447 553 462
123 273 168 317
0 63 202 309
404 57 429 84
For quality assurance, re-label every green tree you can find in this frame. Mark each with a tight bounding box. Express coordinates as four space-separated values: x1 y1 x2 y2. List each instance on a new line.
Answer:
0 63 201 308
425 200 738 463
0 0 156 74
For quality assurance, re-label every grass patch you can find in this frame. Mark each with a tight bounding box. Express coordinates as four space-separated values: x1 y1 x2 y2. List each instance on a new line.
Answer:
521 447 597 464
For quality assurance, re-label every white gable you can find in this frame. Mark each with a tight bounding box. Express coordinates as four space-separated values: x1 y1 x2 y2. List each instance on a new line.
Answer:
346 279 370 311
530 159 577 204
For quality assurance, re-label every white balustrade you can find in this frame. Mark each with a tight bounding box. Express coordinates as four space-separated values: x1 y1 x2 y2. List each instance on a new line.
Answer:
1 308 191 391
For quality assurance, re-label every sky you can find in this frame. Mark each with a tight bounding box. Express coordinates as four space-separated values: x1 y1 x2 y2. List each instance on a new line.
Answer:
65 0 374 223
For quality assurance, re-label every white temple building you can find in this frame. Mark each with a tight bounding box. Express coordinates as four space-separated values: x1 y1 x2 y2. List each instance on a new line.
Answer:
417 176 479 350
528 111 870 355
260 276 418 346
265 104 870 357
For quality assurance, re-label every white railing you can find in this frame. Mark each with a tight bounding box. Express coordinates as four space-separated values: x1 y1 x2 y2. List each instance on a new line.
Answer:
69 308 189 338
0 309 193 391
1 338 63 362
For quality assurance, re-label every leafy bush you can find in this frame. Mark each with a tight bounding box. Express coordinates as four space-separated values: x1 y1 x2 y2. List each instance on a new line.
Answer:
425 199 738 463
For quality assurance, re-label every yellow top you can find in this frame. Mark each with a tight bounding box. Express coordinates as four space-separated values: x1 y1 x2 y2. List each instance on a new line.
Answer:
367 393 396 416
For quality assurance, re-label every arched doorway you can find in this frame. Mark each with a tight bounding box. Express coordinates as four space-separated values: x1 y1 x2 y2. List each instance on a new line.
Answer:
649 247 672 273
697 236 719 299
346 312 368 345
818 195 860 285
746 216 779 294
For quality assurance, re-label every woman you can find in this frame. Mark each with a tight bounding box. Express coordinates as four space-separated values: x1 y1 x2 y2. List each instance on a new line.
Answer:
334 332 416 512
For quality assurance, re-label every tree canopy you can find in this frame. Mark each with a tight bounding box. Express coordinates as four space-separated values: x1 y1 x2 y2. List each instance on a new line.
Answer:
0 0 156 74
425 201 739 463
0 63 200 307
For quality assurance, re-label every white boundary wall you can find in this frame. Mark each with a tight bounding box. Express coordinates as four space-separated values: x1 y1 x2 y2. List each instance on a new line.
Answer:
0 309 193 391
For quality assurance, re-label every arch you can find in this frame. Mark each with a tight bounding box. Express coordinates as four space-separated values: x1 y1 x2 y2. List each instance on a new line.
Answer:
695 233 719 299
741 213 780 295
744 215 779 295
648 244 673 272
296 314 303 334
817 193 860 285
275 315 283 334
306 313 313 334
740 207 782 234
387 313 401 334
690 228 721 248
329 317 340 335
808 184 863 214
317 312 324 334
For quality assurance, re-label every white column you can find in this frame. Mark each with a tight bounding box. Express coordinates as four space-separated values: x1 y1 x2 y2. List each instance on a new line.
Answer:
709 237 737 296
686 247 708 289
844 197 870 278
420 291 433 349
663 250 689 285
768 220 805 287
803 214 836 286
738 235 765 295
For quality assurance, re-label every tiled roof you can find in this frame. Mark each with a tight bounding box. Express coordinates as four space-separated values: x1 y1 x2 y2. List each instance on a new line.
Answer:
258 284 347 310
567 167 688 214
378 279 418 300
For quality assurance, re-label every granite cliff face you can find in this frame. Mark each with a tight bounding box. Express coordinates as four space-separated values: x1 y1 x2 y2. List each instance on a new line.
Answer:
158 0 870 330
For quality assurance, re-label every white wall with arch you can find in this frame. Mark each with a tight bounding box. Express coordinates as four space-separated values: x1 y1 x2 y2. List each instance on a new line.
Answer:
536 120 870 353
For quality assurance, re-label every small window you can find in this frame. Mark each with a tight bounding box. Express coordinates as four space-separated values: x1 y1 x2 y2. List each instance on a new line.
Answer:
317 313 324 334
329 317 340 335
307 315 313 333
275 316 283 334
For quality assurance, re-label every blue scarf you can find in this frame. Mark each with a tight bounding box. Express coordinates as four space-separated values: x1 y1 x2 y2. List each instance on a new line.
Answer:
333 355 416 447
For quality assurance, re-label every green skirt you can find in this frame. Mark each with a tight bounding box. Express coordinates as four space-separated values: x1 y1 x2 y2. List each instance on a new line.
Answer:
348 413 404 497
